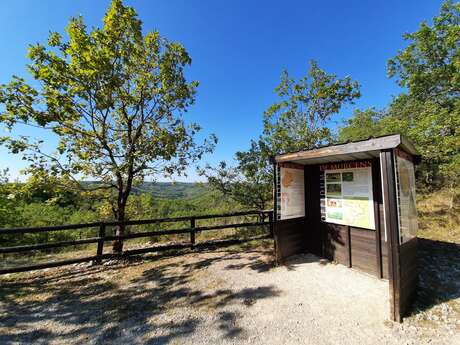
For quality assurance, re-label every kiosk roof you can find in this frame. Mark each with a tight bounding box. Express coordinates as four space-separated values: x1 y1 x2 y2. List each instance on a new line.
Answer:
275 134 418 165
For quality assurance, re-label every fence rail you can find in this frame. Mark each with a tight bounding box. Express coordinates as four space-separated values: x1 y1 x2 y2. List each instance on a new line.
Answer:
0 210 274 275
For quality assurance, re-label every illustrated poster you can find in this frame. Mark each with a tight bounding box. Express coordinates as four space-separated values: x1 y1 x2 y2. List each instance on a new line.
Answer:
280 166 305 219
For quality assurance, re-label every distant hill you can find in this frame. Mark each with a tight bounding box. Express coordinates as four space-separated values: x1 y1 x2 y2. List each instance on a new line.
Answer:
80 181 211 200
132 182 210 200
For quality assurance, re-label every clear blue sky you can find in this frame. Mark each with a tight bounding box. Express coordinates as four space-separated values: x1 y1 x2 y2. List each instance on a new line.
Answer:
0 0 442 182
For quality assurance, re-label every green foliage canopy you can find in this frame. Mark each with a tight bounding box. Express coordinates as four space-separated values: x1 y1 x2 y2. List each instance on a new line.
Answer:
199 140 272 210
262 60 361 154
387 1 459 103
338 108 387 143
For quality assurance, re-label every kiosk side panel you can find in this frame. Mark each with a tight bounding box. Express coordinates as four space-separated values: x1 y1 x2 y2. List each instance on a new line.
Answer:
399 237 418 316
274 217 307 263
380 148 419 322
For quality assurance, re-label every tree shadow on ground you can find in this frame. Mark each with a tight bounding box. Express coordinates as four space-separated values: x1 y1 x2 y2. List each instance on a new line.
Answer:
188 248 275 273
278 253 330 271
409 238 460 315
0 246 280 345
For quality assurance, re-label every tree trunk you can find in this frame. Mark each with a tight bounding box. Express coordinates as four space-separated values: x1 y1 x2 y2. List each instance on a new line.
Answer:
112 167 134 254
112 201 126 253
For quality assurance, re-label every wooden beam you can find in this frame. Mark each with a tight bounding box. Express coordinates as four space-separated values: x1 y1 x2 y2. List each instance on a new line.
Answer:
0 210 272 234
372 159 384 279
273 160 278 222
276 135 402 163
0 222 271 255
399 135 418 159
0 235 272 275
380 149 402 322
347 226 352 268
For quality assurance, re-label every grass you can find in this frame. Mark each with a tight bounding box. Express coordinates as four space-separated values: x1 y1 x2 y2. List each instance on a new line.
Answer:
417 188 460 243
401 188 460 333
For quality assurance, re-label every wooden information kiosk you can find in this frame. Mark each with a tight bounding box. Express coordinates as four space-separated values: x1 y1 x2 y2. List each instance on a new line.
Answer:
273 134 419 322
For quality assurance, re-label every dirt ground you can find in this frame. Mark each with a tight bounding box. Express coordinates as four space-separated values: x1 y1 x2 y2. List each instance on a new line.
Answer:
0 240 459 345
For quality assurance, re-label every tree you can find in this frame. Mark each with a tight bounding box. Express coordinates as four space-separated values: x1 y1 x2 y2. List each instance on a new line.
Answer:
0 169 15 228
262 60 360 154
199 140 272 211
341 1 459 188
202 61 360 210
338 108 388 143
387 1 459 104
387 0 459 188
0 0 215 252
17 171 81 207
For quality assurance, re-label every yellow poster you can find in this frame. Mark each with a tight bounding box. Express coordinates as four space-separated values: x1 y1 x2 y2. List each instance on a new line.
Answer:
280 167 305 219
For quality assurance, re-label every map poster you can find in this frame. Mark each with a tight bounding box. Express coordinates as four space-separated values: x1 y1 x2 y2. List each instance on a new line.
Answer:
280 164 305 219
323 165 375 230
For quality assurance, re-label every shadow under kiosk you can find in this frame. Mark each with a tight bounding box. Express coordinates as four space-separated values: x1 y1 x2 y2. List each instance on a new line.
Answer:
272 134 419 322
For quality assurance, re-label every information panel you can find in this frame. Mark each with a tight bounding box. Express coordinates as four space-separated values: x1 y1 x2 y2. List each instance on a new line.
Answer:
280 164 305 219
395 149 418 243
322 163 375 230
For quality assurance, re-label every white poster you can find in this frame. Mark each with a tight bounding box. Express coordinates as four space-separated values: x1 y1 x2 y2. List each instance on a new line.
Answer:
395 151 418 243
280 166 305 219
324 166 375 230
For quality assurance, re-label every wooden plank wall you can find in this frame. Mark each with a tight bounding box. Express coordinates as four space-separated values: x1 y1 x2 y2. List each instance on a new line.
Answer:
351 227 379 275
323 224 348 266
322 224 383 277
274 217 306 263
399 237 418 318
320 158 388 279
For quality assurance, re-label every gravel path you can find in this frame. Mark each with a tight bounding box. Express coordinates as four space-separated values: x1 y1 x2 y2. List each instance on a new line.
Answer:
1 242 458 344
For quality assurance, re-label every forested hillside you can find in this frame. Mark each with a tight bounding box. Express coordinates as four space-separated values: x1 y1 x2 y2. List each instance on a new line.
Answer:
0 173 242 247
81 181 210 199
131 182 209 199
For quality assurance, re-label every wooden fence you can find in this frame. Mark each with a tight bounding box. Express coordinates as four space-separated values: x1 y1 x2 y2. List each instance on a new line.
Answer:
0 210 274 275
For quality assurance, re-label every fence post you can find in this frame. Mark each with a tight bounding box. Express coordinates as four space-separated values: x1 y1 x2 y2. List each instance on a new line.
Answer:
96 224 106 264
190 217 196 249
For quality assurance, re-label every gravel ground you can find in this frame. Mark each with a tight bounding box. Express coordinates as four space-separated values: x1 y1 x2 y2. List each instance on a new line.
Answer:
0 241 459 345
